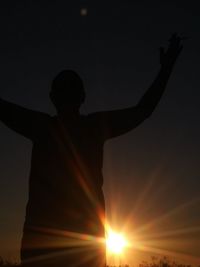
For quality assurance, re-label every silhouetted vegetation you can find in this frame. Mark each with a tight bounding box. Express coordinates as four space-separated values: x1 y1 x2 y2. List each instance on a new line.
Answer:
0 256 198 267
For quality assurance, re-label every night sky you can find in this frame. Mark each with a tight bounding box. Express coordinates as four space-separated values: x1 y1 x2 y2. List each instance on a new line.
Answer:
0 1 200 265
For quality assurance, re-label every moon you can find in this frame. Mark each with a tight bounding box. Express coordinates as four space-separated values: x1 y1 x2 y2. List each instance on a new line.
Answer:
80 8 88 16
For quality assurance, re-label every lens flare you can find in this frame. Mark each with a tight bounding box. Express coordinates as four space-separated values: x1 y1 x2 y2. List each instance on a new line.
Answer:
106 230 127 254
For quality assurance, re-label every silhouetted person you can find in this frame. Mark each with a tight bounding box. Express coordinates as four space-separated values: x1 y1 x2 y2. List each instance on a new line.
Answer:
0 34 182 267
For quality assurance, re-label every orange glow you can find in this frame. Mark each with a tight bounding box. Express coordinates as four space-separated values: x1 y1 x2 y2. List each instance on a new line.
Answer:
106 230 127 254
105 223 129 256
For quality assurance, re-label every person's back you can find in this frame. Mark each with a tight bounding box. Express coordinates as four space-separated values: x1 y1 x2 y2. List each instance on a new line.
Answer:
22 111 106 267
24 114 105 232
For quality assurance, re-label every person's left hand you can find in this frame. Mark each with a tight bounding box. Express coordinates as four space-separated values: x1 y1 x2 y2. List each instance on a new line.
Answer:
160 33 183 69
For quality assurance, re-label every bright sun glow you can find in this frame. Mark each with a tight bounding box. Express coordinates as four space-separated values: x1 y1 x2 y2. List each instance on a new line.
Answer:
106 230 127 254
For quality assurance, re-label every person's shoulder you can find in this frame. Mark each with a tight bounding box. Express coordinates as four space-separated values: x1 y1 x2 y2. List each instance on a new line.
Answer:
82 112 100 125
82 113 105 134
33 113 56 134
82 113 107 143
83 111 102 119
35 112 53 124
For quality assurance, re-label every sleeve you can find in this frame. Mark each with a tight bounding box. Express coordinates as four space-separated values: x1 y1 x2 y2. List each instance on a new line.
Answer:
0 98 50 141
87 106 148 142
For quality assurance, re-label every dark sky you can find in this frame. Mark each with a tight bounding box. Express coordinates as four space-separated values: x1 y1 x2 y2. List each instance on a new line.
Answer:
0 0 200 265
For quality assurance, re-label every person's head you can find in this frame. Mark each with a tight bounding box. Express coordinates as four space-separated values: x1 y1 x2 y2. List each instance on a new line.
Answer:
50 70 85 113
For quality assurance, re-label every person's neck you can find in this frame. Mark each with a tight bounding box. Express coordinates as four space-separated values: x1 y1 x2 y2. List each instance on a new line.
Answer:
57 107 80 122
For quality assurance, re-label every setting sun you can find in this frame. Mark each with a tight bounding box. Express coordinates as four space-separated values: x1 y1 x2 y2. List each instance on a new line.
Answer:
106 230 128 254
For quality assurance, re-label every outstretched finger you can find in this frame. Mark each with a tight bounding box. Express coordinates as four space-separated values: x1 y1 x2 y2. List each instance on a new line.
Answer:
168 32 178 43
169 37 182 53
178 45 183 55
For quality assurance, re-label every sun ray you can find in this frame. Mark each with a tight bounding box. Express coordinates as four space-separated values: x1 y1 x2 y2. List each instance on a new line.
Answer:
121 166 172 233
23 225 106 265
28 226 105 249
137 225 200 241
134 197 200 236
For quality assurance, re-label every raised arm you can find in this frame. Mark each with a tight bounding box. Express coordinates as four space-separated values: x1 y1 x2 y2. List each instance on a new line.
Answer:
0 97 49 140
92 34 183 141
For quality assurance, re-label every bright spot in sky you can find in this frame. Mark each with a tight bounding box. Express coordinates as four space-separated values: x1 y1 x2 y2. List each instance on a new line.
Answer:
80 8 88 16
106 230 127 254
